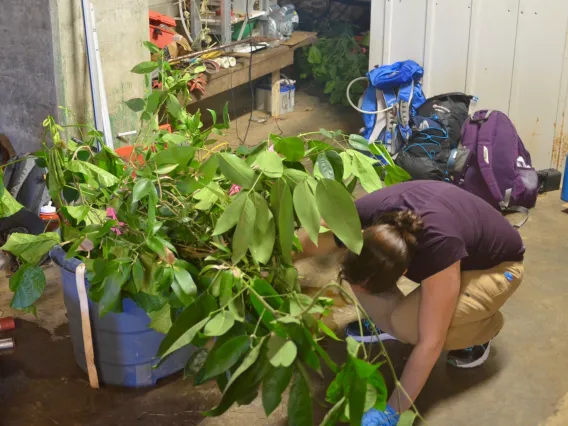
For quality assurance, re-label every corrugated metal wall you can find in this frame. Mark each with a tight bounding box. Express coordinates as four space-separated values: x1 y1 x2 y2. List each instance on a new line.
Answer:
369 0 568 171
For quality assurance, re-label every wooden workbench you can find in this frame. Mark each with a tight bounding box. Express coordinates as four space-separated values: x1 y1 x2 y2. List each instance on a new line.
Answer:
190 31 317 117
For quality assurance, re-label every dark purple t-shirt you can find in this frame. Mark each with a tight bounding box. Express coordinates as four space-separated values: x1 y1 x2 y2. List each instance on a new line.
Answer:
353 181 525 282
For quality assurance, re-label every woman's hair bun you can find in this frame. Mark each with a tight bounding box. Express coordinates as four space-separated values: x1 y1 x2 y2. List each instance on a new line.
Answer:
390 210 424 234
378 210 424 248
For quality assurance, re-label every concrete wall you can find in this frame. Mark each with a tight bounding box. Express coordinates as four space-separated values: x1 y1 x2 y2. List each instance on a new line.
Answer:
0 0 59 154
149 0 178 17
54 0 149 137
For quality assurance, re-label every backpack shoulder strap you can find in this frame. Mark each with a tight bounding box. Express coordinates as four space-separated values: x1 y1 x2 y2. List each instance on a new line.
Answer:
471 110 507 206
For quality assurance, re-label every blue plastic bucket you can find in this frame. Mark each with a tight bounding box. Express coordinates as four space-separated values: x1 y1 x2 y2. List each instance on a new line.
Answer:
50 246 194 387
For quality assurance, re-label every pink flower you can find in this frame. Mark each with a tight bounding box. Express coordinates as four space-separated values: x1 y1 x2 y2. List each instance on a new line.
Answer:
229 184 242 196
106 207 125 235
268 144 275 152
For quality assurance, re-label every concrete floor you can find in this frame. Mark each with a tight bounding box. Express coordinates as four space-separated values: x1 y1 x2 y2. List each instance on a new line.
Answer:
2 91 568 425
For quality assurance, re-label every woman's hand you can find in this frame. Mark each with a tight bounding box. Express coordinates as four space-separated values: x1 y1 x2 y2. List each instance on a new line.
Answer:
388 261 461 412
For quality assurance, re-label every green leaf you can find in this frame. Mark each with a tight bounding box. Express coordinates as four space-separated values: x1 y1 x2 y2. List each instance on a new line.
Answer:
204 311 235 337
124 98 145 112
262 366 293 416
64 205 89 224
315 179 363 254
316 152 335 179
9 265 46 309
201 335 250 381
348 374 367 426
346 336 362 358
173 265 197 296
340 151 353 179
193 182 221 210
200 156 218 180
293 180 320 245
272 180 294 264
148 303 172 333
288 371 313 426
348 134 370 152
272 136 305 162
213 193 246 235
131 61 159 74
250 194 274 264
267 335 297 368
398 411 417 426
364 384 377 411
321 398 346 426
204 336 267 416
143 41 161 53
231 196 256 263
308 45 322 64
153 145 195 167
283 169 309 189
369 370 388 410
1 232 59 265
68 160 119 187
156 163 178 174
0 188 23 217
254 150 283 178
145 90 161 114
319 128 335 139
218 153 257 189
166 94 182 119
132 259 146 291
351 151 383 193
184 348 209 379
326 151 345 183
228 294 245 322
161 133 187 144
158 303 209 358
324 80 337 94
132 178 152 202
318 320 342 341
99 267 130 316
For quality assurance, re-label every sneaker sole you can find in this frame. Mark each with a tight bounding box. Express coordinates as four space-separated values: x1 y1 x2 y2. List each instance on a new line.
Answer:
346 332 398 344
448 341 491 369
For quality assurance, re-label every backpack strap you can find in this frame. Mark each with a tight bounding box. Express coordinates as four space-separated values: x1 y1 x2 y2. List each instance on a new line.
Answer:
503 205 530 229
473 110 508 205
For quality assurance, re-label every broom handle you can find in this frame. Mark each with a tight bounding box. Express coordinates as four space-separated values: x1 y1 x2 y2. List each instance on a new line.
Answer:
75 263 99 389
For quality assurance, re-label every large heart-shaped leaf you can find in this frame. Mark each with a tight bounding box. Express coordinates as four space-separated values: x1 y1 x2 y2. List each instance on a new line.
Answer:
1 232 60 265
315 179 362 254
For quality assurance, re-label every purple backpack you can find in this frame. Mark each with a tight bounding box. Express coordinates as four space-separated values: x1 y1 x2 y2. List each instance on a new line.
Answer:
452 110 538 224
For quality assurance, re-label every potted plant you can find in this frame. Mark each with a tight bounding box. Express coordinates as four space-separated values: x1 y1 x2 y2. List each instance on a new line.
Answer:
2 43 418 424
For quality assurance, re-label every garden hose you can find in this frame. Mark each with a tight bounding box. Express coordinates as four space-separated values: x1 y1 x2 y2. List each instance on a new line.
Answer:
346 76 394 115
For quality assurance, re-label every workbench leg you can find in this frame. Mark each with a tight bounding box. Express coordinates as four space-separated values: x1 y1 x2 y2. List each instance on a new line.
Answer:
271 70 280 118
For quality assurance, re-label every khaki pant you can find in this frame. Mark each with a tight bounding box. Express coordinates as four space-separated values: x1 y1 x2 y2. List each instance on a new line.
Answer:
358 261 524 350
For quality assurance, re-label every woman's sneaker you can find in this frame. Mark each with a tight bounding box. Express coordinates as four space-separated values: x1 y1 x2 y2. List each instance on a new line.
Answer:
345 320 398 343
447 341 491 368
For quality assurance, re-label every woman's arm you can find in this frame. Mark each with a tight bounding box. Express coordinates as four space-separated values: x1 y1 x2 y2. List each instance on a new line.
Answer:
295 221 338 260
388 261 461 413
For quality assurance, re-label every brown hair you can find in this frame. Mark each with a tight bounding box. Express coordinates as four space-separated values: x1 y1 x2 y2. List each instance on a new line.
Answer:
341 210 424 294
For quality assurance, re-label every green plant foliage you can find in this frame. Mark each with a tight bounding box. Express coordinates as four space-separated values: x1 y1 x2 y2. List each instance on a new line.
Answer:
296 27 368 105
1 48 415 424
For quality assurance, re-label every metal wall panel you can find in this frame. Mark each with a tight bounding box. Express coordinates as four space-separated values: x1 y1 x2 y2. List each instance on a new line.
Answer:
369 0 568 169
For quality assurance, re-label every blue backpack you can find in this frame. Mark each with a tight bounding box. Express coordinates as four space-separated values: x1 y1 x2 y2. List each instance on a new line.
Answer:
361 60 426 153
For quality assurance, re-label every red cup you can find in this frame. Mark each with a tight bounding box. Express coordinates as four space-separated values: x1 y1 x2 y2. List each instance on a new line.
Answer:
0 317 15 331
